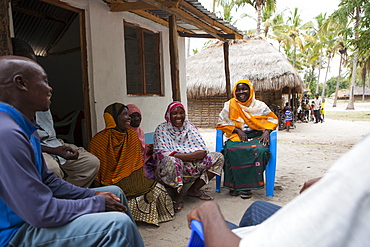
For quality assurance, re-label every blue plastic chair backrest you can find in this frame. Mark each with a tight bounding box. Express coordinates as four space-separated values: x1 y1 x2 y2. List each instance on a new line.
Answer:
215 129 224 152
144 132 154 144
188 220 205 247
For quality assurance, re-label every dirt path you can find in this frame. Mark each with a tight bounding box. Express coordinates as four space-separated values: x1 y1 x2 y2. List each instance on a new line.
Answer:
138 100 370 247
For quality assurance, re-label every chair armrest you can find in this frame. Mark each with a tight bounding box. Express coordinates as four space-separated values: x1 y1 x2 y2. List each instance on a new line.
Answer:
188 220 205 247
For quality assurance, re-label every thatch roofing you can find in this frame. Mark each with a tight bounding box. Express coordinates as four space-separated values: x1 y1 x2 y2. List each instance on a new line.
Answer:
330 86 370 98
186 37 305 98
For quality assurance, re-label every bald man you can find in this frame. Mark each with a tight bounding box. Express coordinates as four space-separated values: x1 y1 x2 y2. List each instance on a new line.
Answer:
0 56 144 247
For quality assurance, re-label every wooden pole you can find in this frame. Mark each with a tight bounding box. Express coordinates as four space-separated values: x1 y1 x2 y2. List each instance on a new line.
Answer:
223 42 231 100
169 15 181 102
0 0 12 56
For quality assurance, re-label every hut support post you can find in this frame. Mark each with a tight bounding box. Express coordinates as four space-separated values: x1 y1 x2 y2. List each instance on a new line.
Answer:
0 0 12 56
169 15 181 102
223 42 231 100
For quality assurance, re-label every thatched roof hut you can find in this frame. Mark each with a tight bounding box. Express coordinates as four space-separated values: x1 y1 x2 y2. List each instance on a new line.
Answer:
186 37 304 128
187 37 304 98
330 86 370 100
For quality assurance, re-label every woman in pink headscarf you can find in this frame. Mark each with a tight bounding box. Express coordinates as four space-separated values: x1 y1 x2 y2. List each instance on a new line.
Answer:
127 104 153 163
153 101 224 212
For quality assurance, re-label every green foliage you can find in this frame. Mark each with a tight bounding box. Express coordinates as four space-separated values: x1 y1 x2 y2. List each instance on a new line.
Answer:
325 76 351 97
333 0 370 53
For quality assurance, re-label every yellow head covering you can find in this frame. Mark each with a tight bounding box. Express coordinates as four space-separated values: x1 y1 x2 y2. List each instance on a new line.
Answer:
232 79 255 107
217 79 278 141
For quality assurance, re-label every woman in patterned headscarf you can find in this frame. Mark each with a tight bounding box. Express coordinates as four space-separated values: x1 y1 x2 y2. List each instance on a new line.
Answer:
89 103 174 226
217 80 278 199
153 101 224 212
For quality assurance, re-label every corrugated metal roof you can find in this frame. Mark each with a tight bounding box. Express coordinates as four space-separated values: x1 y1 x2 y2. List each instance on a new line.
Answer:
104 0 243 39
184 0 240 34
12 0 77 56
12 0 242 56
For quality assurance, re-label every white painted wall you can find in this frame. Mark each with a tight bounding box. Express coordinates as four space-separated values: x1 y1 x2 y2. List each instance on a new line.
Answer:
62 0 187 134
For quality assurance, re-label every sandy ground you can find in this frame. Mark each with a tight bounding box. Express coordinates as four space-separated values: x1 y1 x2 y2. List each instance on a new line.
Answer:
138 99 370 247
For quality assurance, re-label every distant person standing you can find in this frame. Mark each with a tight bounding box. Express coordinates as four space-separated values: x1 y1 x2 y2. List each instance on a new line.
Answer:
284 106 293 132
302 94 310 122
321 98 325 123
310 101 315 122
313 93 322 124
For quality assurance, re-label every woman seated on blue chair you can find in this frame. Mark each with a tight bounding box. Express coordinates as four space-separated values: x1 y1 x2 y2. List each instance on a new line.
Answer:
217 80 278 199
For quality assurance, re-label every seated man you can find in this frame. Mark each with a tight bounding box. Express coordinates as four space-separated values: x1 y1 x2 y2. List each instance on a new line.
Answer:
0 56 144 247
188 133 370 246
37 110 100 187
11 37 99 188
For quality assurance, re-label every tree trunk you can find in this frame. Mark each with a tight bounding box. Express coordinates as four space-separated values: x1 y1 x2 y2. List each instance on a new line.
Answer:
0 0 12 56
361 66 366 102
321 54 331 99
315 52 322 94
333 54 343 107
346 53 357 110
346 6 360 110
256 4 262 36
310 66 315 90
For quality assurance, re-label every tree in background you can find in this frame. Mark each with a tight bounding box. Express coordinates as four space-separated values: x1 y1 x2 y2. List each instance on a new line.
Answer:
330 0 369 110
333 43 347 107
233 0 276 35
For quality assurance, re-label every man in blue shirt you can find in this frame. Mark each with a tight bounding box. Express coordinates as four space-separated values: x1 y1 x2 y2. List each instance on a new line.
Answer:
11 37 99 188
0 56 144 246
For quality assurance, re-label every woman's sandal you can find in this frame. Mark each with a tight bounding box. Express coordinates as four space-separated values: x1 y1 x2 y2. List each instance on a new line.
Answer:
173 201 184 212
229 190 240 196
240 191 252 199
187 191 214 201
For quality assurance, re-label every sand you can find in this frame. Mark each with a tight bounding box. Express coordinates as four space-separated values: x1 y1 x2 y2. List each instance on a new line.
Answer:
138 99 370 247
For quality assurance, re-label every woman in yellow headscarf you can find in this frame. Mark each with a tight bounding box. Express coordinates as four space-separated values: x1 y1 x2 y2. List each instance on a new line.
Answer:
89 103 174 226
217 80 278 199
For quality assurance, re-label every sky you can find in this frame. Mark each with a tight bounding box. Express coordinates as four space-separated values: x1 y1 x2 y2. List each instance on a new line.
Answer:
187 0 343 81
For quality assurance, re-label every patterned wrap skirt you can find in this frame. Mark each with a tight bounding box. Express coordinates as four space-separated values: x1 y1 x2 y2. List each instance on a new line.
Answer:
154 152 224 192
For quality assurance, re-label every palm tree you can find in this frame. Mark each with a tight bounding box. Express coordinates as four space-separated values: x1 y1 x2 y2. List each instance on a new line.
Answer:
283 8 313 69
331 1 368 110
233 0 276 35
358 56 369 102
333 43 347 107
311 13 330 94
215 0 239 24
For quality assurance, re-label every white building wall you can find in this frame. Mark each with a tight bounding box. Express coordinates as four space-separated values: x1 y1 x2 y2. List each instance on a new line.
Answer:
62 0 187 134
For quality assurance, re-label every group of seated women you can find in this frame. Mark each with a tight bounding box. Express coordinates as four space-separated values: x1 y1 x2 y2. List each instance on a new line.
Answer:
87 79 278 225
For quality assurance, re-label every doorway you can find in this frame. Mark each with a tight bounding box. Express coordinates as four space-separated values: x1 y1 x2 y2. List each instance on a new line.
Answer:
12 0 91 147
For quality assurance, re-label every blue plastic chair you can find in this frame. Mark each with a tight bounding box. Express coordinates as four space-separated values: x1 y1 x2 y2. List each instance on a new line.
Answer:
188 220 205 247
215 129 278 197
144 132 154 144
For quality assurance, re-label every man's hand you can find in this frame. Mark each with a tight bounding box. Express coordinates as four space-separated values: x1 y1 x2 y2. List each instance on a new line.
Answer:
300 177 321 194
187 201 241 247
95 191 127 213
54 146 79 160
41 145 79 160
